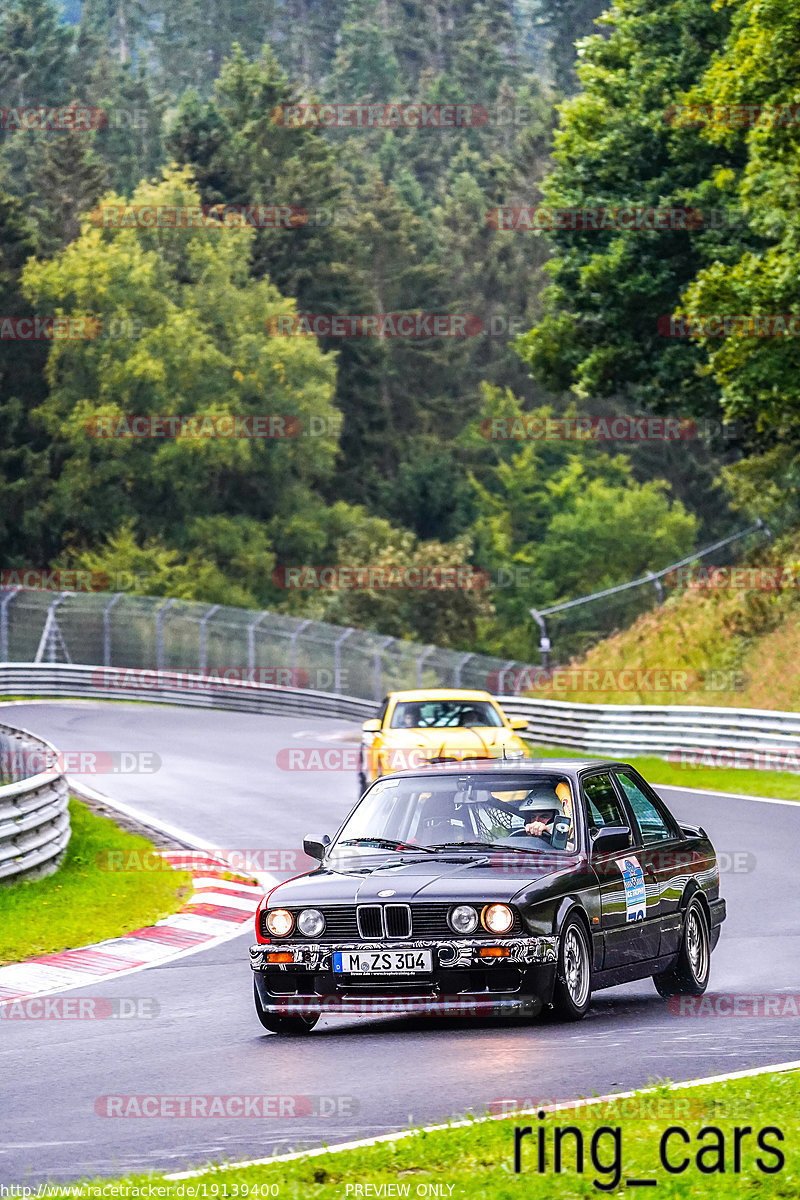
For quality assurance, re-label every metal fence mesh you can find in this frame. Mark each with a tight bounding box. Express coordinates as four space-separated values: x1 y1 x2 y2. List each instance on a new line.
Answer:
0 589 533 702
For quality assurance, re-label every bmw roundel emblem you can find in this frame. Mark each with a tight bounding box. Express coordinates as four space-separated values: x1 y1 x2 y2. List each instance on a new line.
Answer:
377 889 396 897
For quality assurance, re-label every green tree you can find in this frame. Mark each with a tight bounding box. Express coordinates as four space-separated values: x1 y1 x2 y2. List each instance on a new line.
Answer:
0 189 53 565
679 0 800 442
517 0 751 423
462 386 697 655
21 168 340 595
19 117 109 254
0 0 77 109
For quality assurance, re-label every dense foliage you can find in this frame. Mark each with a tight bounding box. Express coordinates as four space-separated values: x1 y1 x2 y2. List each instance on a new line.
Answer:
0 0 794 659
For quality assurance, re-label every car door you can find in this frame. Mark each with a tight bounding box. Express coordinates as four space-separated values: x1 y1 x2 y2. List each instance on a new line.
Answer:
612 768 686 960
582 771 660 969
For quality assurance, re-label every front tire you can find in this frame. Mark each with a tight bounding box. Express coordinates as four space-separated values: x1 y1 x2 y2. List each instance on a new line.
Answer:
552 914 592 1021
253 980 319 1035
653 897 710 998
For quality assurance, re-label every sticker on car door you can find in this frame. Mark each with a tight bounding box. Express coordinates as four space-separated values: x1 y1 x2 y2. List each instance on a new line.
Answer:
616 855 646 922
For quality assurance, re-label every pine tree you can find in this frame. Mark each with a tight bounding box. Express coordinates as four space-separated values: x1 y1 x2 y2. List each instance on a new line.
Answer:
23 117 109 253
0 190 53 564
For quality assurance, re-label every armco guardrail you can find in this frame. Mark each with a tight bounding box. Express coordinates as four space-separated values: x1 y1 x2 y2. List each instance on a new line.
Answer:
0 721 70 882
0 663 797 769
0 663 378 721
499 696 800 761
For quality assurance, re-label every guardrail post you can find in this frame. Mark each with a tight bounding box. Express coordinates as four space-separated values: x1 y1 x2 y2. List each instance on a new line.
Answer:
34 593 69 664
529 608 551 667
289 618 311 672
646 571 664 605
333 627 355 694
497 659 517 695
374 635 394 701
103 594 122 666
415 644 436 688
156 597 175 671
199 604 220 673
247 611 269 671
453 651 473 688
0 587 21 662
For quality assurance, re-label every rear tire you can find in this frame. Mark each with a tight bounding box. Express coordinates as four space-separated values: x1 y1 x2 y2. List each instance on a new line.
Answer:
552 914 592 1021
357 769 368 796
653 897 710 998
253 980 319 1035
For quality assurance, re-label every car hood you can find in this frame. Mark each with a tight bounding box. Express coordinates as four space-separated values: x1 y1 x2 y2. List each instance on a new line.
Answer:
379 726 523 758
265 851 581 906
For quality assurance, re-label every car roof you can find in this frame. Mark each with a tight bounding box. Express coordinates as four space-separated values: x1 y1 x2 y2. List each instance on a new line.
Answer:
387 689 495 702
377 758 629 781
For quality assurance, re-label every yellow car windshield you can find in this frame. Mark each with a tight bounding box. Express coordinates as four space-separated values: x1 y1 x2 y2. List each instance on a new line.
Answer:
390 700 504 729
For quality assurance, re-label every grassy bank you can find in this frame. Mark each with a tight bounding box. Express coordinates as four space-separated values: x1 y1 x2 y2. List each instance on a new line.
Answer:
37 1067 800 1198
526 742 800 801
0 798 192 964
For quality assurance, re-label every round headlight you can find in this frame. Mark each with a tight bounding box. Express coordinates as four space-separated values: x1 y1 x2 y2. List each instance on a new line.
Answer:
296 908 325 938
448 904 479 935
265 908 294 937
482 903 514 934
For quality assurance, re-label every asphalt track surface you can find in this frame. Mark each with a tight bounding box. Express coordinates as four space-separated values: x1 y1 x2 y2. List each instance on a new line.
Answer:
3 700 800 1185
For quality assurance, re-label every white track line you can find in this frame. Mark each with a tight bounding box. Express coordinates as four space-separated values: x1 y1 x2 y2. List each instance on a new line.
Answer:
165 1058 800 1179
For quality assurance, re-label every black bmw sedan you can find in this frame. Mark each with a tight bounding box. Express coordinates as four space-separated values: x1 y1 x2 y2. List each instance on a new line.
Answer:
250 760 726 1034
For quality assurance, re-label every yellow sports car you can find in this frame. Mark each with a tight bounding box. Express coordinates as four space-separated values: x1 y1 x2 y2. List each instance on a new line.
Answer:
358 688 530 793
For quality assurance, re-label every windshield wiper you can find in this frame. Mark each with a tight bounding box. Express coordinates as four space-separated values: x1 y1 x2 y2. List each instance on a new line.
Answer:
426 841 497 851
337 837 436 852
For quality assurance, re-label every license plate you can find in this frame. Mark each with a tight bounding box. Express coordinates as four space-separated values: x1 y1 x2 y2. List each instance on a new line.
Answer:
333 950 433 974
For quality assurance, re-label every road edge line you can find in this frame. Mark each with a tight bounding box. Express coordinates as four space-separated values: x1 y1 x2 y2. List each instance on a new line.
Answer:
164 1057 800 1179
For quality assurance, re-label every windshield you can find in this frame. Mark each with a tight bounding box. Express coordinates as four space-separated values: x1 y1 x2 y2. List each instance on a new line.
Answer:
333 773 578 855
390 699 504 729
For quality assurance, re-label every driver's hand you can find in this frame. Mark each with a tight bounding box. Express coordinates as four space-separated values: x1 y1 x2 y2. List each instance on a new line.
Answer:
525 819 549 836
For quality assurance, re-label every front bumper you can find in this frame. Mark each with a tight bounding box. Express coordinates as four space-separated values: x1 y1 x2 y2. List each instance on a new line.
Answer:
250 935 558 1016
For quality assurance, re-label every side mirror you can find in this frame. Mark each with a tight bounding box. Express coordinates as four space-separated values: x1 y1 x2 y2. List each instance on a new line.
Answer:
509 718 528 731
362 718 381 733
303 833 331 862
591 825 632 855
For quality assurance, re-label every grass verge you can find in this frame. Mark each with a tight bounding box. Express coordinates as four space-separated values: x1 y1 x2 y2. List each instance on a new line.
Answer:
526 741 800 801
36 1067 800 1197
0 798 192 964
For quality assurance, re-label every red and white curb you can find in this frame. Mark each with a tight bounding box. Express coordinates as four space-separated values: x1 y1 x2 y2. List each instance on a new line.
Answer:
0 851 266 1006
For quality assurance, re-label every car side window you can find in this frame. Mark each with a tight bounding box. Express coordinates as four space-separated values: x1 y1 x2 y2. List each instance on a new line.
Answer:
376 698 389 727
581 774 630 845
615 771 673 844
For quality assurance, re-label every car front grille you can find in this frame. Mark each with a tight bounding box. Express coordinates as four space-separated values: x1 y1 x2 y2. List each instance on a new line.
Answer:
260 903 522 941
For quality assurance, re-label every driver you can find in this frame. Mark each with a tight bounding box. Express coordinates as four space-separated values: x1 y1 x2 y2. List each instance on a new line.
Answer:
524 782 573 841
402 706 419 728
